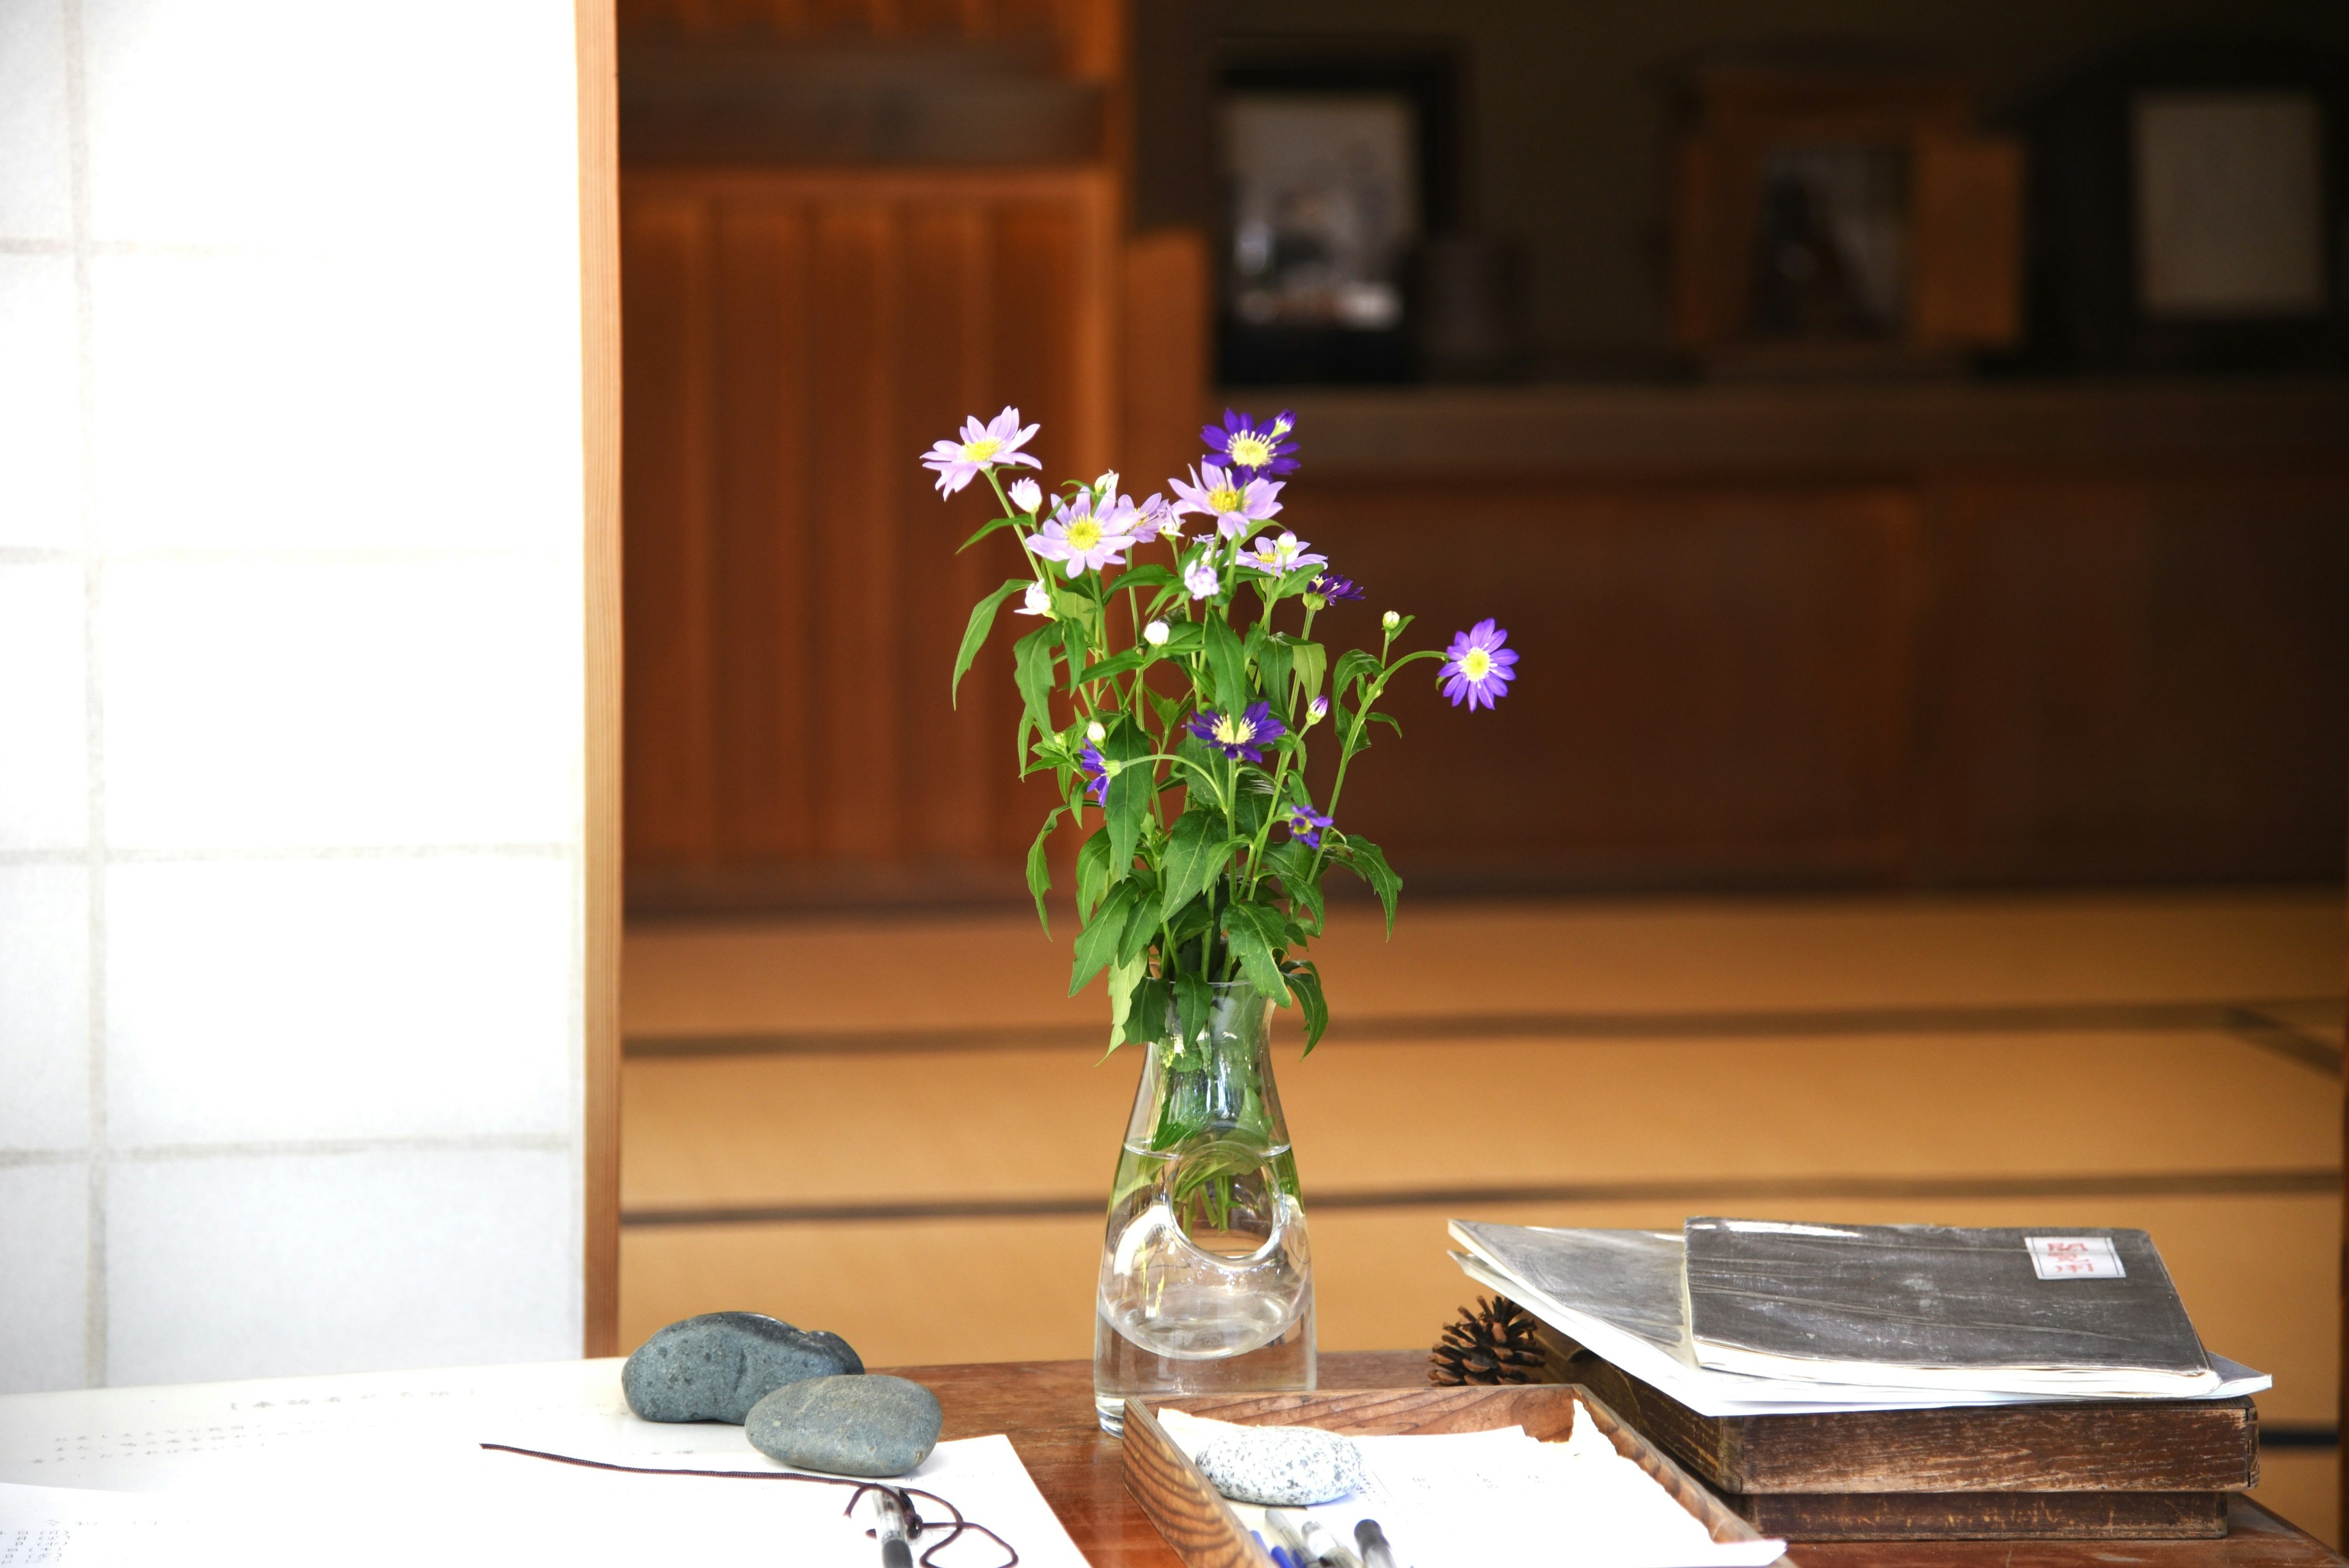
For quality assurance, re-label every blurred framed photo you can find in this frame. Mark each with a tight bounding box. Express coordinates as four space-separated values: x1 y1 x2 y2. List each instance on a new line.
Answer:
1215 43 1461 384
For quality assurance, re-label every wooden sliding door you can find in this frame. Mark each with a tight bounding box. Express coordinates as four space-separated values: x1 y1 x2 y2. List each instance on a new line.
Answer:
622 168 1117 907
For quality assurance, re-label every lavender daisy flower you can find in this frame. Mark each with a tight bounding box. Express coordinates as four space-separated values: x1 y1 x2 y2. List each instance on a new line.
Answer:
1201 409 1299 476
1439 619 1520 711
1186 702 1288 764
1183 555 1220 600
1308 571 1364 602
921 406 1041 496
1134 492 1179 541
1240 530 1329 575
1168 462 1284 540
1077 743 1110 805
1030 492 1137 578
1284 803 1334 849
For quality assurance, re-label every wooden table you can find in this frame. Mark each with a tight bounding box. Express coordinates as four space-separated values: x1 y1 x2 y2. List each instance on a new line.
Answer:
898 1353 2347 1567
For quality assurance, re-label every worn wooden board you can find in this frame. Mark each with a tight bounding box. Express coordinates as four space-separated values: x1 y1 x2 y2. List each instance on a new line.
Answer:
1731 1490 2230 1540
1540 1327 2259 1496
1121 1383 1789 1566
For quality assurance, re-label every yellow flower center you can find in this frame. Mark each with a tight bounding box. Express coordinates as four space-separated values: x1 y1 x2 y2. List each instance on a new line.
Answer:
1208 485 1242 513
1214 713 1255 745
1227 433 1274 467
963 436 1000 462
1459 648 1493 680
1064 517 1102 551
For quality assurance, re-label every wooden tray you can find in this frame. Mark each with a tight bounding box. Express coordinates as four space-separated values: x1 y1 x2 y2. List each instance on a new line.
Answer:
1121 1383 1794 1567
1538 1328 2246 1540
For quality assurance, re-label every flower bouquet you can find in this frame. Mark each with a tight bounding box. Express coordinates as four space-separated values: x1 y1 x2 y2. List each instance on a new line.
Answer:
924 406 1518 1427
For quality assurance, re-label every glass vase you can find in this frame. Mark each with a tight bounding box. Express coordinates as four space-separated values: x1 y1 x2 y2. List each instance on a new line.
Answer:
1092 978 1315 1435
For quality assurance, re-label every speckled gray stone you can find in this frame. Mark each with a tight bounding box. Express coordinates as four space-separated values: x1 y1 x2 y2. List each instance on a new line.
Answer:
1194 1425 1367 1506
622 1312 863 1424
745 1375 943 1478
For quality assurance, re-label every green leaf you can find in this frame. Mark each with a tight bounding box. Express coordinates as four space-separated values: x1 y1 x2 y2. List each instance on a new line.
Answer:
1342 836 1403 936
1111 565 1178 593
1012 627 1059 762
1078 649 1148 686
1023 805 1065 935
952 578 1033 708
957 515 1026 552
1206 615 1250 712
1256 631 1294 711
1116 872 1162 967
1071 881 1140 996
1220 901 1293 1003
1263 837 1324 932
1367 710 1402 737
1159 808 1235 921
1102 715 1154 875
1105 954 1151 1052
1154 620 1206 653
1334 648 1381 699
1148 688 1187 732
1174 971 1212 1049
1290 640 1327 707
1075 827 1112 922
1284 959 1329 1053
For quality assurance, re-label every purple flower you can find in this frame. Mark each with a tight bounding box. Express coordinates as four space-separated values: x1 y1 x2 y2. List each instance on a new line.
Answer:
1186 702 1288 764
1183 554 1220 600
1077 744 1110 805
1133 492 1180 541
1284 803 1334 849
1239 530 1328 576
1168 461 1283 540
920 406 1040 496
1309 571 1364 602
1439 619 1519 711
1030 492 1138 578
1201 409 1299 477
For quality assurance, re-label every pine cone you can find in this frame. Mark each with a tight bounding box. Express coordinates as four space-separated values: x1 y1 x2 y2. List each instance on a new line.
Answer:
1428 1295 1548 1386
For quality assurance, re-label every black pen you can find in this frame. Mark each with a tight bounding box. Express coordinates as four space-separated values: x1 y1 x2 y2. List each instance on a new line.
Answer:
1355 1518 1398 1568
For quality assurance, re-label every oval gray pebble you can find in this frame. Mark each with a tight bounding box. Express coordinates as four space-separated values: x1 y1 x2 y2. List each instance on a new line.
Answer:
622 1312 863 1424
1194 1424 1367 1506
746 1374 943 1478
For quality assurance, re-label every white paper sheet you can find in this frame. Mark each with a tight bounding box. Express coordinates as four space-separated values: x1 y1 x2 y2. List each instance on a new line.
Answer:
1157 1406 1786 1568
0 1361 1085 1568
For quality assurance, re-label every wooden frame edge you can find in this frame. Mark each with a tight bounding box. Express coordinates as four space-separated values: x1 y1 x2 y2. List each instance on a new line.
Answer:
577 0 623 1359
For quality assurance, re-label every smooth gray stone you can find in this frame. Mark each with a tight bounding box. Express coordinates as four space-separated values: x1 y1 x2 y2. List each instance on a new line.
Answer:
745 1375 944 1478
1195 1424 1367 1506
622 1312 863 1424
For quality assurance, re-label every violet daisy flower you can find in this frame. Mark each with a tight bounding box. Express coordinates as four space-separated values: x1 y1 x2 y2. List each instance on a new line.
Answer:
1077 743 1111 805
1240 530 1329 575
1168 461 1283 541
1183 555 1221 600
1284 803 1335 849
1439 619 1519 711
1030 492 1138 578
1201 409 1299 476
1308 571 1364 602
1134 492 1179 540
921 406 1041 496
1186 702 1287 764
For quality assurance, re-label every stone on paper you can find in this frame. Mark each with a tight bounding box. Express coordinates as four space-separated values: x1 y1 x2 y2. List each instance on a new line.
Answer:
622 1311 864 1424
1194 1424 1367 1506
746 1374 945 1477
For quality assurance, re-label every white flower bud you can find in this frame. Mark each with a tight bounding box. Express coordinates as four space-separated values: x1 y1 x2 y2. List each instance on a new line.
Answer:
1307 696 1329 726
1018 581 1053 617
1094 469 1119 496
1143 620 1170 647
1008 477 1042 514
1382 610 1401 631
1086 720 1107 745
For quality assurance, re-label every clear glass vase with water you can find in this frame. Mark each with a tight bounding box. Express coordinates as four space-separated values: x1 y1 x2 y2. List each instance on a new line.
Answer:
1093 979 1313 1434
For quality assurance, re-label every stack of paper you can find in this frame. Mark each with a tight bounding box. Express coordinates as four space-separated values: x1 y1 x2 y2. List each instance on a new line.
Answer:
1450 1220 2271 1419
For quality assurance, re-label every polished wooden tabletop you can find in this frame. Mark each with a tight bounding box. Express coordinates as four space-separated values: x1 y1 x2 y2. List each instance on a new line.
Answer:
892 1353 2346 1568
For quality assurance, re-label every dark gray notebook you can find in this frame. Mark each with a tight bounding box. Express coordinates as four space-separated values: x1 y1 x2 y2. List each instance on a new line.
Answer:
1682 1219 2214 1393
